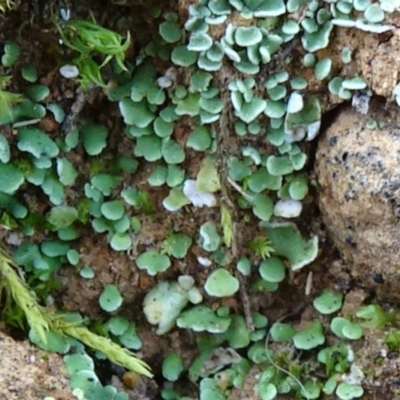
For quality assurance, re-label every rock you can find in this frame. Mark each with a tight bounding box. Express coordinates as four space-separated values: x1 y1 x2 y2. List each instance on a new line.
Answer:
351 323 400 399
0 329 74 400
315 102 400 300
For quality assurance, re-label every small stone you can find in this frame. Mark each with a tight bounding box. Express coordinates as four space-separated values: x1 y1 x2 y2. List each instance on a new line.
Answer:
274 199 302 218
59 65 79 79
286 92 304 113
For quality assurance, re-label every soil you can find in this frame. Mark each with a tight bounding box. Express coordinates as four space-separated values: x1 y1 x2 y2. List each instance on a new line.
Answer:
1 1 400 400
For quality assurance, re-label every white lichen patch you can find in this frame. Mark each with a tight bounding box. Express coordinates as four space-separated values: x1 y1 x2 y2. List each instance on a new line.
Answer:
183 179 217 207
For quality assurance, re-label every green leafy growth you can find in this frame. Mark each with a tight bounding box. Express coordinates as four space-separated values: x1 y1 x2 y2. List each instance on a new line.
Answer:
46 206 78 230
259 257 286 283
162 353 184 382
263 222 318 270
236 256 251 276
385 331 400 350
0 0 15 12
163 187 190 211
0 163 25 194
136 250 171 276
217 314 250 349
64 353 94 376
1 41 20 67
204 268 239 297
0 246 49 343
17 127 59 159
269 322 295 341
293 321 325 350
330 317 363 340
0 211 18 229
220 204 233 248
313 290 343 315
335 383 363 400
0 193 27 220
196 157 221 193
56 158 78 186
0 245 152 378
130 63 166 105
162 231 192 259
0 132 10 163
29 327 71 353
80 123 109 155
356 304 397 328
177 305 231 333
119 324 142 350
101 200 125 221
200 377 226 400
318 343 350 375
0 76 22 124
107 315 130 336
248 236 275 259
99 284 123 312
91 173 121 196
110 232 132 252
121 187 153 214
199 221 221 252
21 63 38 83
61 320 151 377
55 16 131 88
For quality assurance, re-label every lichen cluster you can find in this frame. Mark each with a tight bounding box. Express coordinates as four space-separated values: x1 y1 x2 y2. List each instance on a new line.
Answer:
1 0 400 399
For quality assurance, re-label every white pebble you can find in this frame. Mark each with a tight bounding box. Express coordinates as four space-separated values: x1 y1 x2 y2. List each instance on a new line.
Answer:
5 232 23 246
188 287 203 304
306 120 321 141
59 65 79 79
157 76 173 88
274 199 302 218
178 275 195 291
287 92 304 113
197 256 212 267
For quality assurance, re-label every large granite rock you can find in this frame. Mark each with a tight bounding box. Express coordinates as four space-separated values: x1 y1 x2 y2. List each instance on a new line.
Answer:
315 101 400 299
0 328 74 400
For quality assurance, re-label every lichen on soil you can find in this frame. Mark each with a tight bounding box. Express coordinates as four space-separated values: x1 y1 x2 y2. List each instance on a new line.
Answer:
2 1 400 399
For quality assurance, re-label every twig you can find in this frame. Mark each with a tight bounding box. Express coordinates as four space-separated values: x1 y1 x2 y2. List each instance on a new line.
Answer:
238 274 255 332
227 177 254 203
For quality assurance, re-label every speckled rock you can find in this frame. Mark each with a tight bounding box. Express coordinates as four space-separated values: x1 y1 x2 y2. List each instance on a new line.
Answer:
315 102 400 299
0 328 74 400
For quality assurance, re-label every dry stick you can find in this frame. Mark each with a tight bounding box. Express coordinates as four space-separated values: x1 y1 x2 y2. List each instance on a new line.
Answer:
61 83 98 135
217 84 254 332
238 274 255 332
265 312 311 400
227 176 254 203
